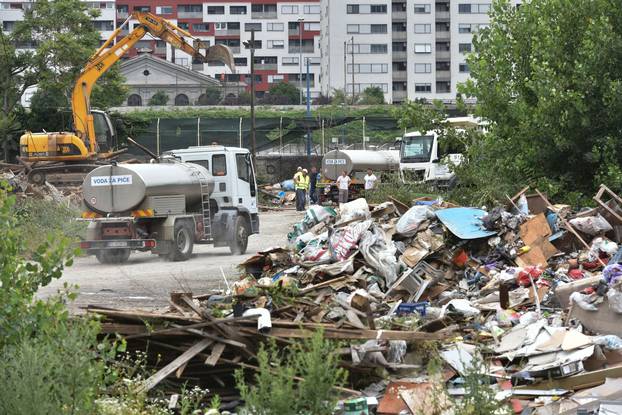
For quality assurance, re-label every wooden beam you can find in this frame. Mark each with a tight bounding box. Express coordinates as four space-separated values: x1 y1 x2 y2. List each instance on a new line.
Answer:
205 343 226 366
135 338 213 394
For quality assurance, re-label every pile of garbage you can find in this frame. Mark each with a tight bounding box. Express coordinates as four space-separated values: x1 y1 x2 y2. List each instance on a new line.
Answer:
259 179 297 207
93 184 622 414
1 170 82 206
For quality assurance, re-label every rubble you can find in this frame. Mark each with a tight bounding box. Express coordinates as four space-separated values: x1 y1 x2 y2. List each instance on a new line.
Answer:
87 184 622 413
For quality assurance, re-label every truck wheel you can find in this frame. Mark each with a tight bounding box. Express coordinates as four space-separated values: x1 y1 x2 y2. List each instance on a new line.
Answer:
229 216 249 255
168 222 194 261
96 249 130 264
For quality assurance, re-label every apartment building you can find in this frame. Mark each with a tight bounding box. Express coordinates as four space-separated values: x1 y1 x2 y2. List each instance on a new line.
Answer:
321 0 520 103
115 0 322 98
0 0 116 43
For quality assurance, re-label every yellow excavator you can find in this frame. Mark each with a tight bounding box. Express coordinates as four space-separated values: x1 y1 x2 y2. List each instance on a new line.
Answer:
19 12 234 184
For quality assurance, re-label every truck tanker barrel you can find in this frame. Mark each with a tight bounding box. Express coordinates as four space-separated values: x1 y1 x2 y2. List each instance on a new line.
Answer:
83 162 213 214
321 149 400 181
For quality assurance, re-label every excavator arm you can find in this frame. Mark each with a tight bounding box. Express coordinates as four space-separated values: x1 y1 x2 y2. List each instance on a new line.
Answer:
71 12 235 155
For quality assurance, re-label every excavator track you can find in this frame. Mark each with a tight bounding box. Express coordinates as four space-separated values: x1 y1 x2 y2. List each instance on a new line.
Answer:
27 163 111 187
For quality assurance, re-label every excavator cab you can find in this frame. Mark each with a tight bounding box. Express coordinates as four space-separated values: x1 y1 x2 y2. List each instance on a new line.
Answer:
92 110 118 153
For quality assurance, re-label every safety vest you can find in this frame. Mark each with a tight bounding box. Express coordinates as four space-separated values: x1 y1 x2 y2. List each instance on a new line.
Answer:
294 173 310 190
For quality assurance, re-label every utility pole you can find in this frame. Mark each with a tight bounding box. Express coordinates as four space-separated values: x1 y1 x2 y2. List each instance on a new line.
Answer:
306 57 312 157
298 17 304 105
243 30 257 160
350 36 355 105
343 40 347 108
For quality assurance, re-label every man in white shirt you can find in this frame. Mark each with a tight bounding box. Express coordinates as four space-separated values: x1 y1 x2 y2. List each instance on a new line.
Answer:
335 170 351 203
364 169 377 192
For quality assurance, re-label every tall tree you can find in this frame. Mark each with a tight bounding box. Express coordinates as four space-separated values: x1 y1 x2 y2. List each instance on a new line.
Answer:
460 0 622 198
358 87 385 105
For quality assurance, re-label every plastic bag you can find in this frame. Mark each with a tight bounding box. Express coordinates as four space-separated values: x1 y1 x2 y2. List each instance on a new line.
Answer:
395 205 436 237
607 288 622 313
517 194 529 215
359 224 399 286
302 205 337 229
281 179 295 191
604 263 622 286
569 214 613 235
339 198 370 223
440 299 480 318
329 220 372 261
569 291 598 311
593 334 622 350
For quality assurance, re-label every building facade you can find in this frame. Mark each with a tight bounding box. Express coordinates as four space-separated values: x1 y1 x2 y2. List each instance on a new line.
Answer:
321 0 521 104
115 0 322 98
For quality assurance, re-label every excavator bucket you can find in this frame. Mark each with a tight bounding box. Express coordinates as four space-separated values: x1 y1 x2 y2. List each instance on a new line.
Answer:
204 44 236 73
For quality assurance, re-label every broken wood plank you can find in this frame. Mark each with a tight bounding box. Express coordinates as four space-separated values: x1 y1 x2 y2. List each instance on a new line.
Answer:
264 326 448 341
135 338 213 394
205 343 226 367
124 316 258 340
170 324 247 349
87 307 201 322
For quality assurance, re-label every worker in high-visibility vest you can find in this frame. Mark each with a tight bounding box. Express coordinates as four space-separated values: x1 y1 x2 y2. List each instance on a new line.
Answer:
294 168 310 211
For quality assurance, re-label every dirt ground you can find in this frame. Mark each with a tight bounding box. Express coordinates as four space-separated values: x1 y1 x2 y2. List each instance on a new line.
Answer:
37 210 302 312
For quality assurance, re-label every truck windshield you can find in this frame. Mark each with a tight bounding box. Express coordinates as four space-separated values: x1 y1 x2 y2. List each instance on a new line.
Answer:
400 135 434 163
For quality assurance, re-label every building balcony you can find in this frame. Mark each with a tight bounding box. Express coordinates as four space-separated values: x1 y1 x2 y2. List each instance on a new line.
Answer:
435 11 450 21
392 11 407 20
251 11 277 19
289 46 315 54
255 63 278 70
215 29 240 37
436 70 451 80
177 11 203 18
393 90 407 101
117 10 128 19
436 50 451 59
392 50 407 60
392 70 408 81
392 31 407 41
435 31 451 40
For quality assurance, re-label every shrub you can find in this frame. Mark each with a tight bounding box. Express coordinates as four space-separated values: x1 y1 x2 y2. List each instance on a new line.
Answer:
148 91 169 106
235 330 347 415
359 87 385 105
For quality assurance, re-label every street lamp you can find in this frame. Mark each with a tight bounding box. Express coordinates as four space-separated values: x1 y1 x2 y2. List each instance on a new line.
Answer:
242 30 256 160
298 17 304 105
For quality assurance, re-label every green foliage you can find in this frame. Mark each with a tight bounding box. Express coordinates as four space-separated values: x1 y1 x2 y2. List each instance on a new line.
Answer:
331 89 347 105
235 330 348 415
0 316 105 415
460 0 622 202
359 87 385 105
91 63 128 109
198 86 222 105
148 91 169 106
264 81 300 105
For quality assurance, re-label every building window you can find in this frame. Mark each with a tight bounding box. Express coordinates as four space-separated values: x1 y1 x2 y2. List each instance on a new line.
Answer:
349 24 387 34
244 40 262 49
192 23 210 32
304 5 320 14
207 5 224 14
127 94 142 106
459 3 491 14
347 43 388 54
459 43 472 53
155 5 173 14
245 23 262 32
281 5 298 14
230 5 246 14
459 63 470 73
267 22 284 31
133 5 150 12
458 24 472 33
414 63 431 73
347 83 388 93
414 43 432 54
177 22 189 30
304 22 320 31
347 4 387 14
347 63 388 74
414 24 431 34
415 83 432 93
174 94 189 106
414 4 431 13
282 57 299 66
267 40 284 49
178 4 202 13
234 57 247 66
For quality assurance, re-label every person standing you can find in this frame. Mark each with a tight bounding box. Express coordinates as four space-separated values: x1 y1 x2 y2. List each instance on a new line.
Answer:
295 168 310 211
363 168 378 197
309 166 319 204
335 170 351 204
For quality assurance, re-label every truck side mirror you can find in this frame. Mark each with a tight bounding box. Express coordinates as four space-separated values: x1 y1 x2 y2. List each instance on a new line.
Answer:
431 158 440 164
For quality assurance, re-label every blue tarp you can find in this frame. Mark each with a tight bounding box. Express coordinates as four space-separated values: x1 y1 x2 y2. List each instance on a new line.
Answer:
435 207 497 240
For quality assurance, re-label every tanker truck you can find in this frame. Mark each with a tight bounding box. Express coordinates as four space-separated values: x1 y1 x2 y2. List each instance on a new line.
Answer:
79 145 259 264
319 149 400 202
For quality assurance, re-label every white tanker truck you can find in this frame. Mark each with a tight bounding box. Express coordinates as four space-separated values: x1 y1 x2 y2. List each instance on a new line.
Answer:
79 145 259 264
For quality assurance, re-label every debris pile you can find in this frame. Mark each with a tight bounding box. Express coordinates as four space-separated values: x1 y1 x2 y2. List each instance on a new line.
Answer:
1 170 82 206
90 184 622 414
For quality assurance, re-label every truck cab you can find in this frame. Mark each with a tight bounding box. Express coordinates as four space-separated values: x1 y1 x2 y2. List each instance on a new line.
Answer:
399 131 462 186
163 146 260 235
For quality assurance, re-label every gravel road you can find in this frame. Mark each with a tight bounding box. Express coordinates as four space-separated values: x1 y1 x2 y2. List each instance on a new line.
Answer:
38 210 302 311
